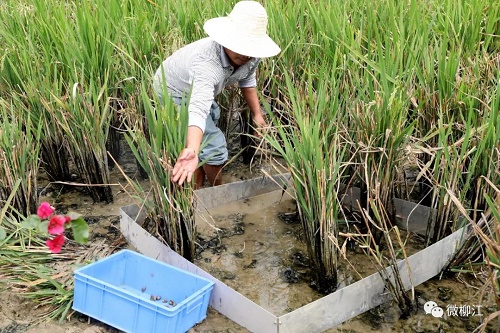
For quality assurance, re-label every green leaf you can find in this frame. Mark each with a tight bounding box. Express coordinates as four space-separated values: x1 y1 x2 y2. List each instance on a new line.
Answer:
38 221 49 234
21 215 41 229
0 226 6 241
71 218 89 244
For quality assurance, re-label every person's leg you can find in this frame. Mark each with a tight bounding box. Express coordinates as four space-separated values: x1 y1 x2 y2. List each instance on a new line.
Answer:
199 101 228 187
193 167 205 189
203 164 223 186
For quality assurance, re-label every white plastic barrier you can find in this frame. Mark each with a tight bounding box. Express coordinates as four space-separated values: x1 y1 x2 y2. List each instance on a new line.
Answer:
120 173 467 333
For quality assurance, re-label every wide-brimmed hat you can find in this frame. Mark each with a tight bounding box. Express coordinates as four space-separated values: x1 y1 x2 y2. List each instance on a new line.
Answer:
203 1 280 58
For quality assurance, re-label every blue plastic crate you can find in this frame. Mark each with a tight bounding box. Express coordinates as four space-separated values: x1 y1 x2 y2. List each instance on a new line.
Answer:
73 249 214 333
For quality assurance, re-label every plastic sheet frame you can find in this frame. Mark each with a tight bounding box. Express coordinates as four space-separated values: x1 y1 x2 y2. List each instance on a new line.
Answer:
120 173 467 333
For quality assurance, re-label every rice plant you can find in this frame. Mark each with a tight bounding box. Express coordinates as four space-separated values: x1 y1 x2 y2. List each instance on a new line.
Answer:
261 0 499 311
338 15 417 314
0 0 112 200
348 88 416 315
264 66 349 293
124 80 196 260
0 97 42 217
0 3 72 181
50 77 114 203
417 59 499 245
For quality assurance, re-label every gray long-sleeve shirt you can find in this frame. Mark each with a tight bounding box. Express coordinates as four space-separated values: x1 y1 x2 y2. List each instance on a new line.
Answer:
153 37 261 132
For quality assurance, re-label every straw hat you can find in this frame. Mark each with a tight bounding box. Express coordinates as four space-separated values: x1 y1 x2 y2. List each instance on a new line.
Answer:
203 1 281 58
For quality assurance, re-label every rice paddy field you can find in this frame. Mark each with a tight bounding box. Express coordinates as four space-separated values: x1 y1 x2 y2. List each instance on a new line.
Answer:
0 0 499 332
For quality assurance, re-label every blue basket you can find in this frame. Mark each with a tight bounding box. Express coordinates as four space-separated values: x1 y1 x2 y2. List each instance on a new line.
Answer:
73 249 214 333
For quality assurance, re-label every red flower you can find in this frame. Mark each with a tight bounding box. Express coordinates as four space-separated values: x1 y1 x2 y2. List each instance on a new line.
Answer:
47 215 66 235
46 234 65 253
37 202 55 219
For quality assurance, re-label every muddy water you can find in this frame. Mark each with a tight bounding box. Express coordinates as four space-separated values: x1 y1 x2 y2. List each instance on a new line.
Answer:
195 190 322 316
190 190 496 333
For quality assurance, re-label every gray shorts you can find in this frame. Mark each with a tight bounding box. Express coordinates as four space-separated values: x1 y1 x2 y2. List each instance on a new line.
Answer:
171 97 228 166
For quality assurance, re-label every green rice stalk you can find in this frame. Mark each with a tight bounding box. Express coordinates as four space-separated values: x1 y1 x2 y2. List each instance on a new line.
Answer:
46 76 114 203
341 13 416 312
124 80 196 260
347 83 415 315
0 2 72 181
444 81 500 268
264 66 348 293
27 77 72 182
0 97 42 217
420 76 499 245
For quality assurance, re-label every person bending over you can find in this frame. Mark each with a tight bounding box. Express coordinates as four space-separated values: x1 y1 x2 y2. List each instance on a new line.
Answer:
153 0 280 188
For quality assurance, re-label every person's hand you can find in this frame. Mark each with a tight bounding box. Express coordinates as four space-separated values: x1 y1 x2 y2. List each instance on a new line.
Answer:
171 148 198 186
252 113 267 136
